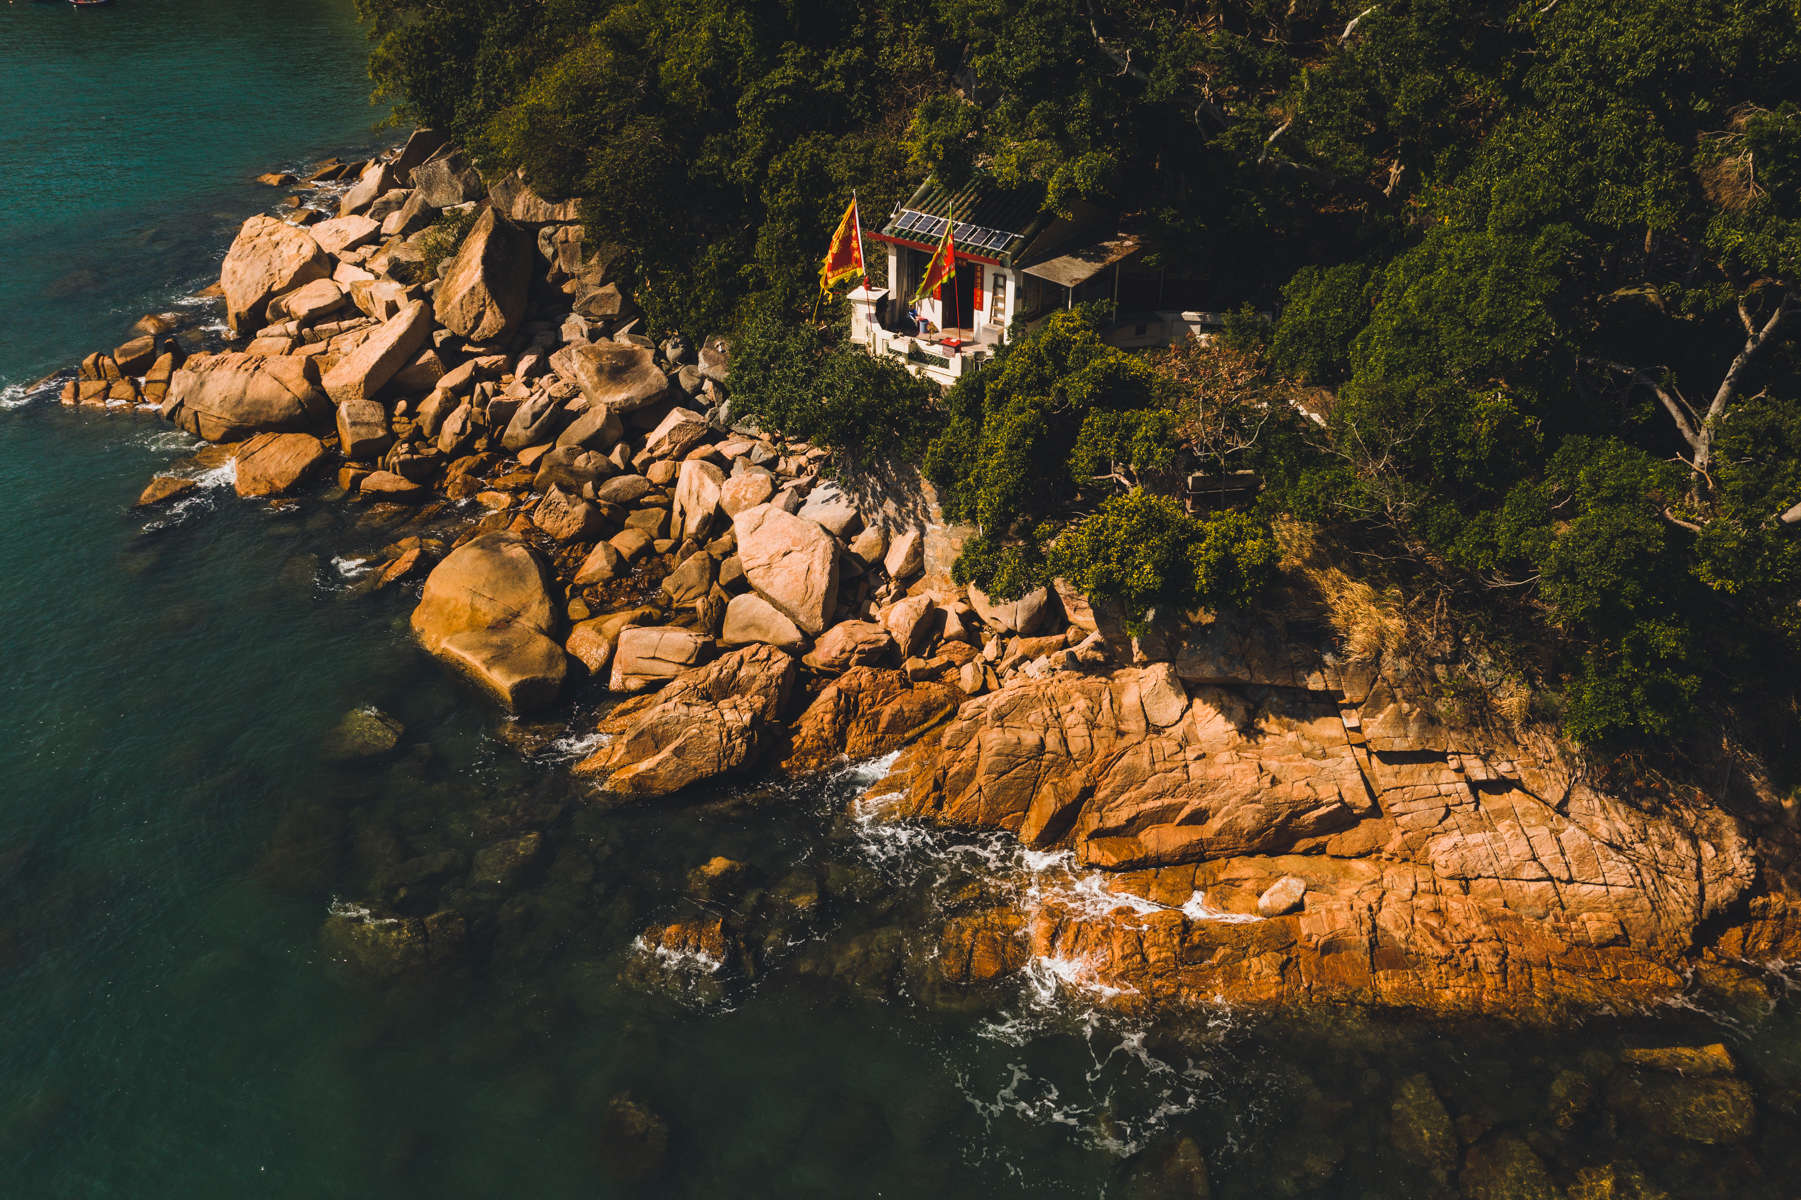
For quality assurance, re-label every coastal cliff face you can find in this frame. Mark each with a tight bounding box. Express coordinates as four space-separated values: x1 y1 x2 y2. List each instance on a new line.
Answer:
72 130 1801 1025
880 620 1779 1018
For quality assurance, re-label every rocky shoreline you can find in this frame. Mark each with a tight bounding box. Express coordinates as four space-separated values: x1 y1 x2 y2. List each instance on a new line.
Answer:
58 130 1801 1024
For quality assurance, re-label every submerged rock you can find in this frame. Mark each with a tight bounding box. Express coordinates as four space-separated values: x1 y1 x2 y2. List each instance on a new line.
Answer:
594 1094 669 1182
321 706 404 761
1388 1073 1457 1184
320 905 465 978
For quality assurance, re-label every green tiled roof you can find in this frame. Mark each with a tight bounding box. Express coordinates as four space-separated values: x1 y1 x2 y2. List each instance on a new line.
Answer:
877 176 1049 264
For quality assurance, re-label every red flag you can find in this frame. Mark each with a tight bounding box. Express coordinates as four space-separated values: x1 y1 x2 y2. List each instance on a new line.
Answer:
912 222 957 305
819 196 866 292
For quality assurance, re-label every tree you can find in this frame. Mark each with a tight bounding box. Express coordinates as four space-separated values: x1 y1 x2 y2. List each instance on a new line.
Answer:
1046 490 1277 618
727 308 938 460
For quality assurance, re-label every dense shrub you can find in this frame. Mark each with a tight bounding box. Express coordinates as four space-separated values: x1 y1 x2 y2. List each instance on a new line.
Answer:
1046 491 1277 618
726 308 939 459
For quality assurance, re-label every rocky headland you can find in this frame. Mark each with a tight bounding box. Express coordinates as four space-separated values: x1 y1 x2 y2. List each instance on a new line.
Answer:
67 130 1801 1025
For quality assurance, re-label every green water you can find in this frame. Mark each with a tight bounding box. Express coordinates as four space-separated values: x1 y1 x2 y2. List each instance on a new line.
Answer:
3 2 1801 1197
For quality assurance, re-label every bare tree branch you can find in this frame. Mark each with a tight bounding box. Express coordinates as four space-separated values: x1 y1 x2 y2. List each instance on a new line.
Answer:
1084 0 1149 82
1339 5 1377 43
1691 294 1790 491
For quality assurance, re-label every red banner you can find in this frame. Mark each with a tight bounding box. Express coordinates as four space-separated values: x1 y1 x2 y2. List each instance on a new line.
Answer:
819 197 865 292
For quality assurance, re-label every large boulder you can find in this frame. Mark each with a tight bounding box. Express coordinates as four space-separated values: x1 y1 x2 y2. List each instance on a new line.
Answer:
720 593 807 652
555 404 624 452
731 504 840 635
275 277 348 325
336 399 393 460
672 459 725 542
432 207 533 341
390 127 450 176
339 159 401 217
489 168 581 224
574 644 797 798
308 215 381 257
433 627 569 714
233 432 327 498
645 407 711 461
609 626 712 693
719 468 776 516
532 486 607 541
881 594 942 658
220 216 331 336
322 299 433 405
565 342 669 413
784 667 963 772
802 620 895 674
410 533 567 711
409 149 485 208
797 482 861 539
166 352 329 442
501 392 571 452
967 581 1061 636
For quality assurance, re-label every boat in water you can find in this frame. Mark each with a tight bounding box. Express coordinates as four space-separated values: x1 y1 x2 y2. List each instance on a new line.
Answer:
69 0 114 8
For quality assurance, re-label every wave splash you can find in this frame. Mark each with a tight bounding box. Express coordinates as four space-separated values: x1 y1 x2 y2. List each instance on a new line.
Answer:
835 756 1244 1161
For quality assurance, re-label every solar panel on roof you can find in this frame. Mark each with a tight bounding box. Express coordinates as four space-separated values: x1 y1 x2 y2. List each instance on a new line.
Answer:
895 211 924 233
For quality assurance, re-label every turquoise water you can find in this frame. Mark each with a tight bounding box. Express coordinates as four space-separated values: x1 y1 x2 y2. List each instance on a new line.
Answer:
3 2 1800 1197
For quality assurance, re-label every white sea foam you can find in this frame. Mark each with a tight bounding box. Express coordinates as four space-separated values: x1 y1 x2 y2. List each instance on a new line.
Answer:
1181 891 1261 923
543 729 610 762
630 934 725 977
832 749 1250 1159
138 458 238 532
327 897 400 927
0 382 43 409
332 555 373 580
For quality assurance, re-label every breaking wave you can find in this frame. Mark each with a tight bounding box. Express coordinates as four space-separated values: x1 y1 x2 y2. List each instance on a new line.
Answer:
833 755 1247 1160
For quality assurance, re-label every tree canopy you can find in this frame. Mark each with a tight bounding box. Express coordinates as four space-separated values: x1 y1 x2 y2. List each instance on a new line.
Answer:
358 0 1801 758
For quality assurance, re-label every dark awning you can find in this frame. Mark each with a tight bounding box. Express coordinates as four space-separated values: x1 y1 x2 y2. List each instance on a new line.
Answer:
1020 236 1141 289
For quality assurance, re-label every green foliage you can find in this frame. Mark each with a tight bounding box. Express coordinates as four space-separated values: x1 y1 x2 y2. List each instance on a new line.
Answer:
727 308 938 459
1069 408 1182 492
1047 491 1277 618
412 207 479 281
1270 263 1371 385
357 0 1801 757
927 311 1155 532
950 530 1049 601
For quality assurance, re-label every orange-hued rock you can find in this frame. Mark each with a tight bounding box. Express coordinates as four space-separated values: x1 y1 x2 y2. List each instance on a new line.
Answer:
409 532 567 712
134 476 197 508
220 215 331 336
575 643 796 798
165 352 329 442
878 635 1770 1019
432 207 532 341
233 432 327 498
783 667 962 772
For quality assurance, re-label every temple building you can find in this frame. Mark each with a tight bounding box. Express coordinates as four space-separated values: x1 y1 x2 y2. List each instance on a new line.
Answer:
850 176 1225 385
